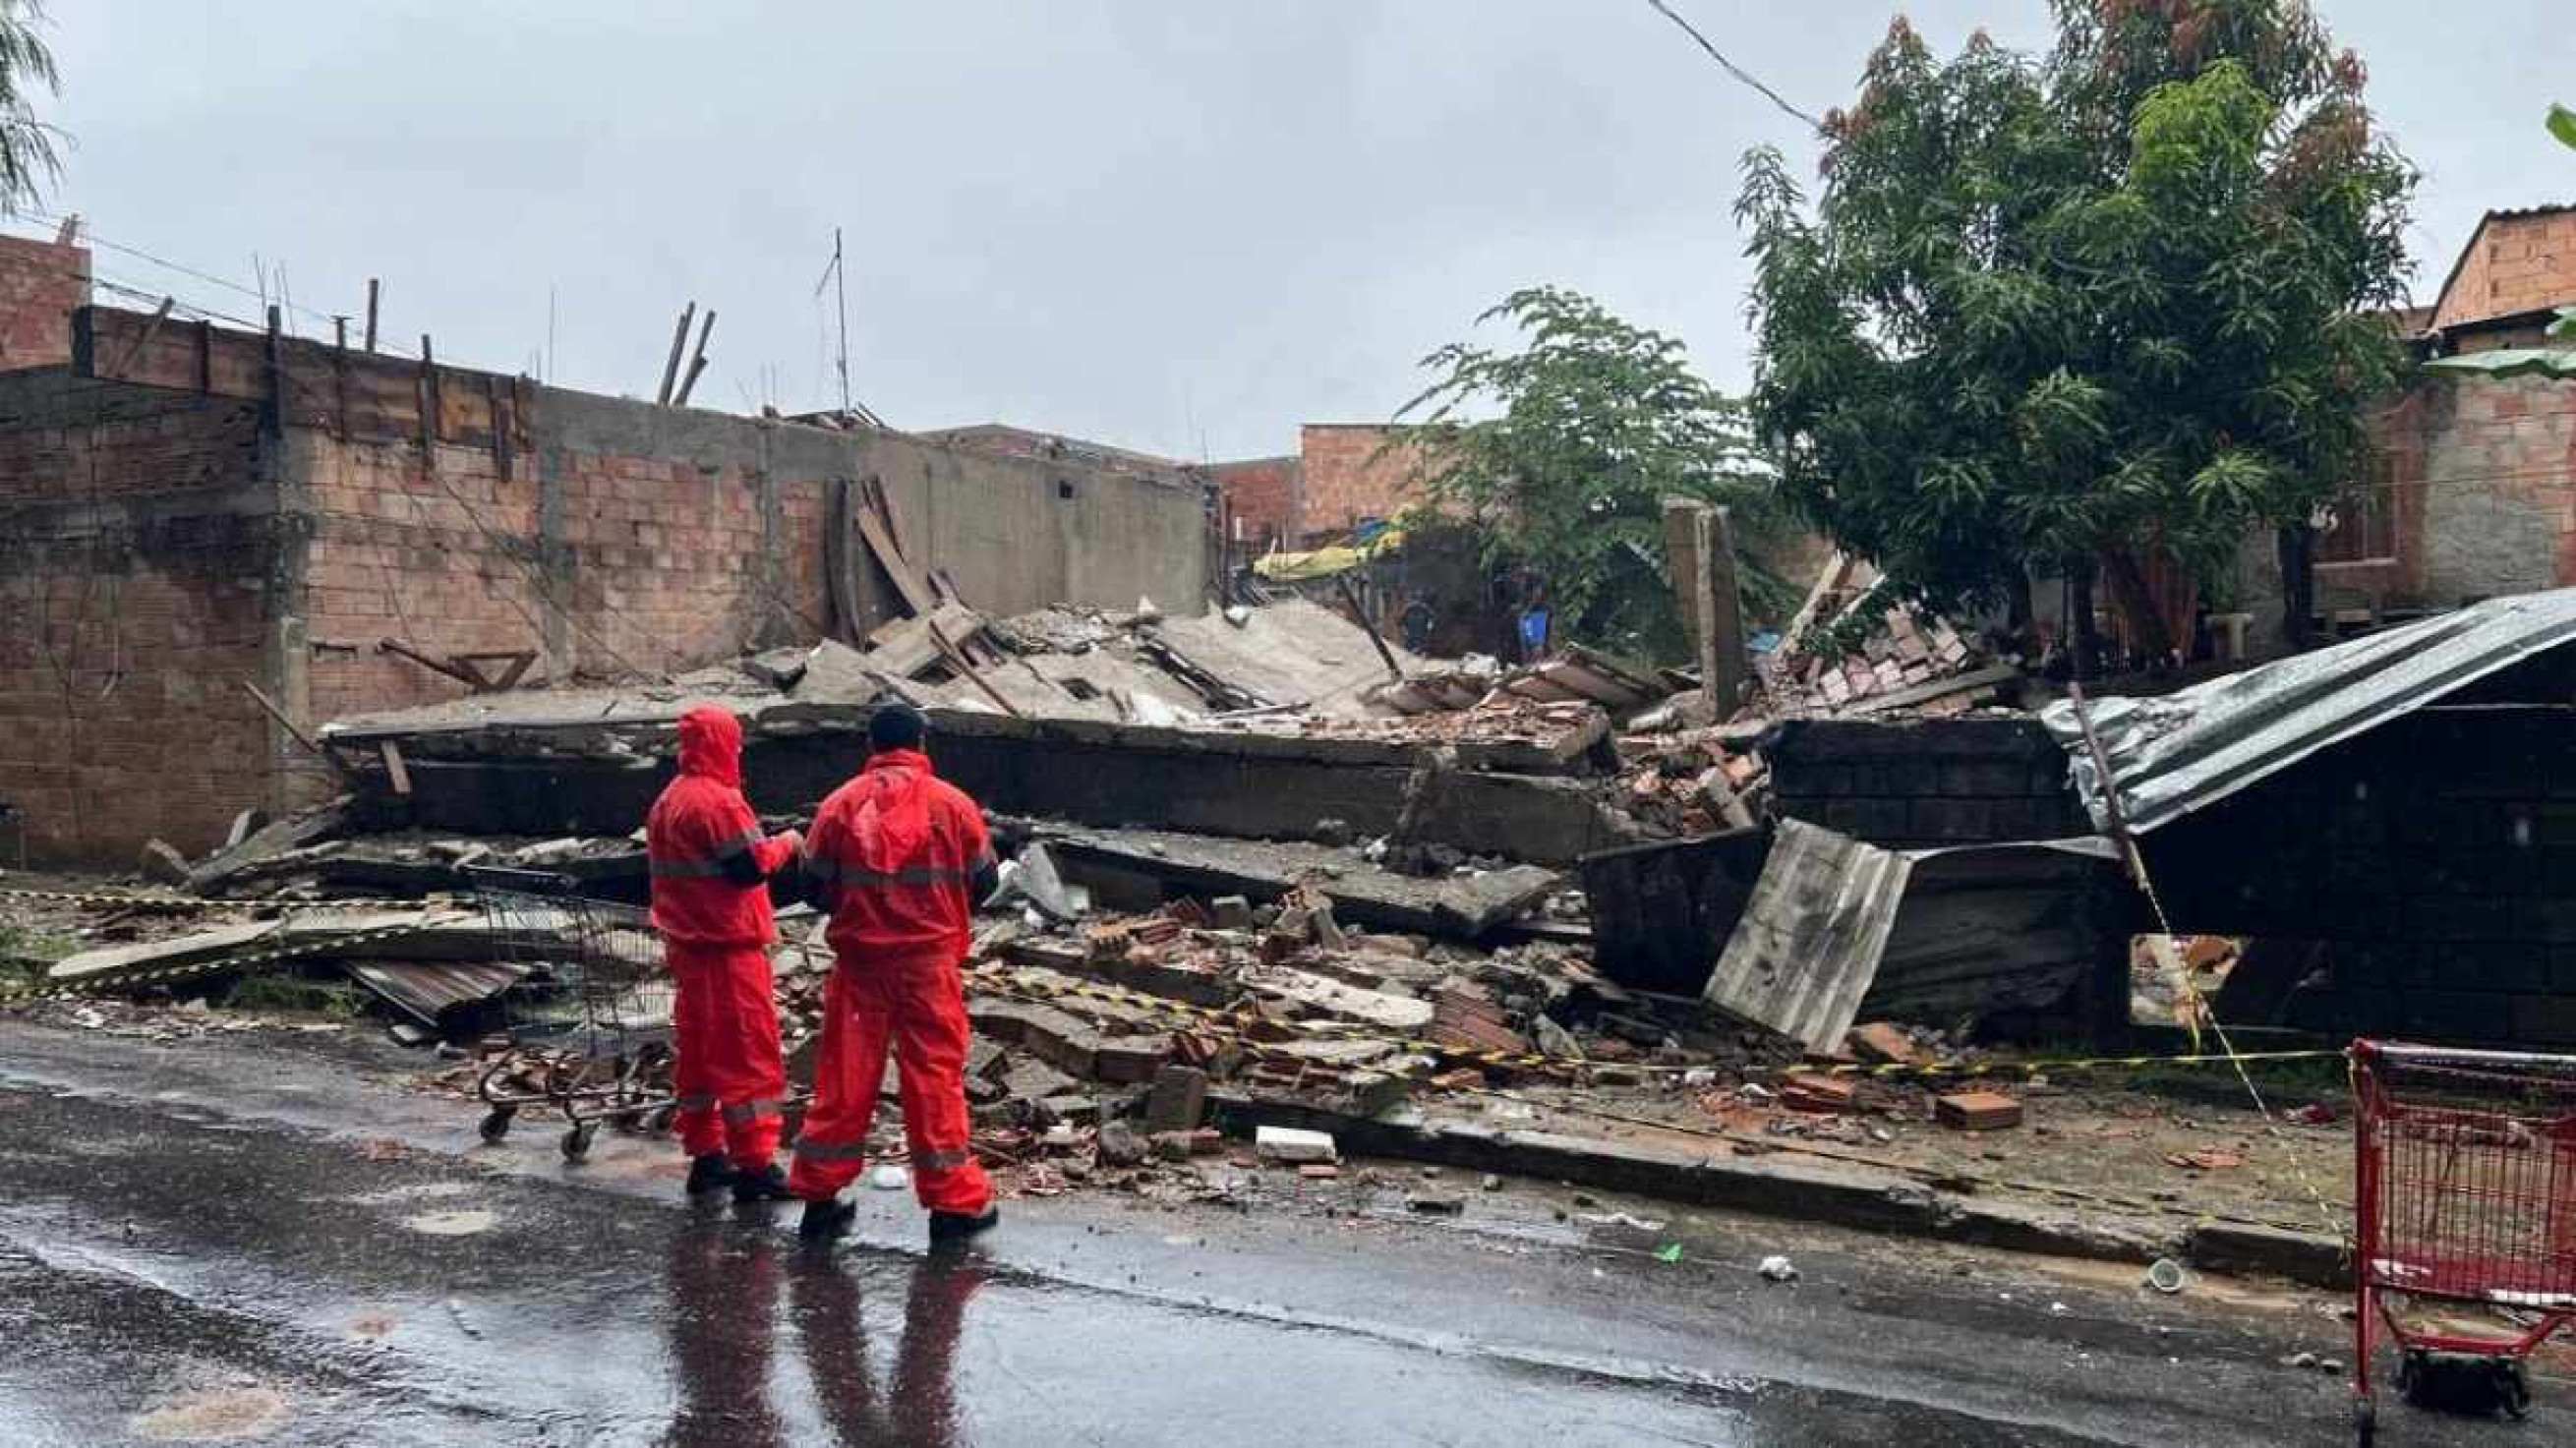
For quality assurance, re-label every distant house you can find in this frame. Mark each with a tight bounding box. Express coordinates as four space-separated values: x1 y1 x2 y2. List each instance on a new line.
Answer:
2084 204 2576 661
1207 424 1446 554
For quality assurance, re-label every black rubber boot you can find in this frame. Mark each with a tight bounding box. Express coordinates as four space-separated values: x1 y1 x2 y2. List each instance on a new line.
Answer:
928 1205 1000 1246
683 1154 734 1195
798 1197 857 1243
732 1162 793 1203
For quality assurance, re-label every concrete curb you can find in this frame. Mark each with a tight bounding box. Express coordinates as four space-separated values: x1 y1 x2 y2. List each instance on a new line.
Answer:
1209 1091 2349 1287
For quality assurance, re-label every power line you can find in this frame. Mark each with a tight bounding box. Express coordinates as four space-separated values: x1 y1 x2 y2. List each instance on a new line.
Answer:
1643 0 1828 137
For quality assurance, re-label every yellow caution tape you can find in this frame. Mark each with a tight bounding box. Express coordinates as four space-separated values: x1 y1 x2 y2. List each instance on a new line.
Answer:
0 887 441 913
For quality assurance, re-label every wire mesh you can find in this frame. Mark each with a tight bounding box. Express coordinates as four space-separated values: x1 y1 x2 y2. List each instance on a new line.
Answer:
467 867 673 1058
2357 1045 2576 1306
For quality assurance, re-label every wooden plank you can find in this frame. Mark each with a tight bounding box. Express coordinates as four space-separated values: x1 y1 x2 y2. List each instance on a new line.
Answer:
673 309 715 406
855 505 940 616
657 302 694 405
927 616 1025 718
379 740 413 797
870 476 919 573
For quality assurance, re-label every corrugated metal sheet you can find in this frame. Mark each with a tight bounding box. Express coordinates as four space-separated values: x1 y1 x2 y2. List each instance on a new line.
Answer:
1702 820 1911 1052
2426 348 2576 379
2039 590 2576 835
1707 822 2125 1050
344 959 530 1026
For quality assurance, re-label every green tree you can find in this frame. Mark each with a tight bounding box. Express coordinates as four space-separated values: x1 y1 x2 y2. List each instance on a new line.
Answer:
1737 2 2414 660
1396 285 1786 662
0 0 57 214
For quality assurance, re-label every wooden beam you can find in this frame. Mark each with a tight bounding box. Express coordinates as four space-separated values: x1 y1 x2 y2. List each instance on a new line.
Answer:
1332 572 1403 682
855 504 940 616
242 679 353 780
657 302 694 406
925 617 1025 719
379 740 413 797
673 308 715 405
106 297 174 378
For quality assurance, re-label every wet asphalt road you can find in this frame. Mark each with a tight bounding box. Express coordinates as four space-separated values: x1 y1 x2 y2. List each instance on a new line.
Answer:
0 1020 2564 1446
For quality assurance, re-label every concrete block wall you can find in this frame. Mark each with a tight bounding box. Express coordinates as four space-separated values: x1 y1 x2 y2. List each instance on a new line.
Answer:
1767 717 2088 848
2147 705 2576 1047
0 373 277 860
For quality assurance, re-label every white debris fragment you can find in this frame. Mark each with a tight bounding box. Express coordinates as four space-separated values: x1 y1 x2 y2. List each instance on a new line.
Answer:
1254 1126 1338 1165
1757 1254 1799 1284
868 1164 911 1191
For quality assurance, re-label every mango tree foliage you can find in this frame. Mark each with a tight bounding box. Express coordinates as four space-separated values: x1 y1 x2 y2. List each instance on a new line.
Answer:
1738 2 2414 657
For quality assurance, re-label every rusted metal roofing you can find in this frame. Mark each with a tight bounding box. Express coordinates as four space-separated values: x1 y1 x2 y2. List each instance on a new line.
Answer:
343 959 529 1025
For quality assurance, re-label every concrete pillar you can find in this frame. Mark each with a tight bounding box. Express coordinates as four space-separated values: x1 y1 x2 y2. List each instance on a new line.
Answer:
1663 497 1749 715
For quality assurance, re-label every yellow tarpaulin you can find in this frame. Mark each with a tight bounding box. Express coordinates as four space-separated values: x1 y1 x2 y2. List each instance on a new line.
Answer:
1251 529 1406 582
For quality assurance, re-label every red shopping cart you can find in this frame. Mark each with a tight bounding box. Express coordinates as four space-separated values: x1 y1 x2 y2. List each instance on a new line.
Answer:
2350 1039 2576 1441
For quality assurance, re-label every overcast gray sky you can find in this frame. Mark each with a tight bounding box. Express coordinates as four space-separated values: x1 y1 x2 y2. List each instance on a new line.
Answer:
29 2 2566 461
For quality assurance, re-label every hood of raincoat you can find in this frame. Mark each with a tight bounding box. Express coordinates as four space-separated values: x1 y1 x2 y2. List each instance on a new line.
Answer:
675 705 745 787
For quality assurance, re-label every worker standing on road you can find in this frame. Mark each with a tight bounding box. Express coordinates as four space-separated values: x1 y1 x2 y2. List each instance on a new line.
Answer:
790 702 1001 1245
646 705 802 1202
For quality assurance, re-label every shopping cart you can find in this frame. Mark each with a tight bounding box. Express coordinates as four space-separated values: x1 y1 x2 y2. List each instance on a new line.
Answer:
466 866 678 1162
2350 1039 2576 1441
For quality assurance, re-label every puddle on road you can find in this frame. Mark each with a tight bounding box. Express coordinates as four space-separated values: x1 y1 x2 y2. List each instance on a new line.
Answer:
400 1209 496 1237
131 1385 292 1441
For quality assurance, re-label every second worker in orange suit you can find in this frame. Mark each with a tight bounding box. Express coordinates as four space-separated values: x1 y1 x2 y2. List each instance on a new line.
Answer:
790 703 1001 1245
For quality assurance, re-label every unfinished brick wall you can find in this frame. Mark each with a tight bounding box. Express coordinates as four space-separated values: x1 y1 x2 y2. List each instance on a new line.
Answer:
2430 209 2576 332
0 231 88 372
0 378 275 861
2147 696 2576 1047
1210 455 1301 550
1299 425 1441 539
1767 718 2088 848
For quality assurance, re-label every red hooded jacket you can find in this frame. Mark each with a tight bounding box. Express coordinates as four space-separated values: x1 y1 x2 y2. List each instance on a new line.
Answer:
801 748 995 961
646 706 798 946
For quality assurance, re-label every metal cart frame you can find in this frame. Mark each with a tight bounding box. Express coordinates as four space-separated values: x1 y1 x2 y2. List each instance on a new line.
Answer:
2350 1039 2576 1441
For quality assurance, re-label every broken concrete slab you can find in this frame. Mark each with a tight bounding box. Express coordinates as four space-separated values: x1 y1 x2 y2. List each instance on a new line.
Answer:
186 796 352 896
1237 963 1435 1033
46 907 498 983
334 707 1630 865
1045 825 1558 943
